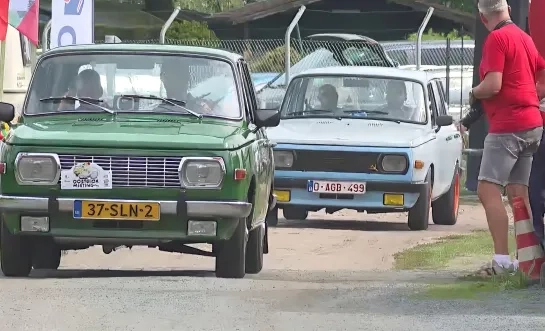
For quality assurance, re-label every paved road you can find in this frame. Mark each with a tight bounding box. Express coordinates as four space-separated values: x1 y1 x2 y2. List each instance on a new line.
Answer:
2 204 544 330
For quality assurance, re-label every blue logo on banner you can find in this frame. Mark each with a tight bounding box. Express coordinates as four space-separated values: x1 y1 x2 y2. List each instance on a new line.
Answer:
64 0 84 15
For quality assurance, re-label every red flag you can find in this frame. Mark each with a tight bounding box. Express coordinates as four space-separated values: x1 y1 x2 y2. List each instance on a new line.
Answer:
17 0 39 46
0 0 8 41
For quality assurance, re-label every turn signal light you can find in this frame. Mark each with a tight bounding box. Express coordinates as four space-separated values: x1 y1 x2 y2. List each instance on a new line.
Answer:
234 168 246 181
414 160 425 169
0 162 6 174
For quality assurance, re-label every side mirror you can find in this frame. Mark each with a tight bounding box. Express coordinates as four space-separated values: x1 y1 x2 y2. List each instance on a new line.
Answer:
0 102 15 123
255 108 281 128
436 115 454 127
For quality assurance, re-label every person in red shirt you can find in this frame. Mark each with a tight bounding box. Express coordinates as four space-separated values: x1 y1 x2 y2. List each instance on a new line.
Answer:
460 0 545 274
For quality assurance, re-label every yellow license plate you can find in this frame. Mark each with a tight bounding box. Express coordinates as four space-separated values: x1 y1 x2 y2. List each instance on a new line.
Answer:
74 200 160 221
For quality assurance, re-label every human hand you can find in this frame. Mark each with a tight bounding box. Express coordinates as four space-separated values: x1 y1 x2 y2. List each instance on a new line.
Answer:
456 120 467 133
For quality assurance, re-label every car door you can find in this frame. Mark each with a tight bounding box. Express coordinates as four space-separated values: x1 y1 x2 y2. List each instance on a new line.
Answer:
429 79 453 197
435 79 462 184
238 60 269 224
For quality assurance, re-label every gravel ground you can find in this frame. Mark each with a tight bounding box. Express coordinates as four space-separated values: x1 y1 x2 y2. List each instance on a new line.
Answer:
2 202 544 331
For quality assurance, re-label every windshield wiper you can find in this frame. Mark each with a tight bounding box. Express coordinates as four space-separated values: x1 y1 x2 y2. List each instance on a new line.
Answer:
287 110 334 116
344 110 390 115
121 94 202 119
40 96 114 114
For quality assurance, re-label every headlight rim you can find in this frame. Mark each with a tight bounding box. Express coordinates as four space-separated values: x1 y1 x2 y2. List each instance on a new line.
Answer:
379 154 409 174
14 152 61 186
178 156 226 189
273 150 295 169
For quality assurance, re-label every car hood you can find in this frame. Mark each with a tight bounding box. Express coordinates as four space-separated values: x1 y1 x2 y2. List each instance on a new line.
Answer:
266 118 434 148
7 116 247 150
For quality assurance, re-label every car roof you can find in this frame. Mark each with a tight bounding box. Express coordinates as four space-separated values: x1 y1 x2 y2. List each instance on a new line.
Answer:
381 40 475 49
292 66 429 83
307 33 380 43
42 43 243 62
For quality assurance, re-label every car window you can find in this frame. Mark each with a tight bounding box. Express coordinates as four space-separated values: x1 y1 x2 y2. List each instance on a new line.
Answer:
428 83 439 125
26 53 241 118
433 80 448 116
281 75 427 124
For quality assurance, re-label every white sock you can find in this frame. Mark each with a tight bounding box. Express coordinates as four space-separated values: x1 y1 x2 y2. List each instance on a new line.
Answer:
493 254 512 268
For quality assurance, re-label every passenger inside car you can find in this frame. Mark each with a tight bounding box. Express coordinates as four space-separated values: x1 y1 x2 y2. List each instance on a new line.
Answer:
380 80 418 121
58 69 104 111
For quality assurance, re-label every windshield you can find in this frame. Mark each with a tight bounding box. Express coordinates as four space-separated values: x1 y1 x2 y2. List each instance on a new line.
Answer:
25 53 241 118
280 75 427 124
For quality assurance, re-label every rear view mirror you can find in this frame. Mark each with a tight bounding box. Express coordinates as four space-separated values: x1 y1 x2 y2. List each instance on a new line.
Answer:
436 115 454 127
343 78 369 88
0 102 15 123
255 108 281 128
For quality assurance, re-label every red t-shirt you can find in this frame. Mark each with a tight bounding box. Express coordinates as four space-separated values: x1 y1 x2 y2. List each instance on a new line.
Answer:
480 24 545 133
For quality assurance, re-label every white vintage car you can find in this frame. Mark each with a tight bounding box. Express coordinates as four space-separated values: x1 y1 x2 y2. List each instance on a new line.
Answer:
266 66 464 230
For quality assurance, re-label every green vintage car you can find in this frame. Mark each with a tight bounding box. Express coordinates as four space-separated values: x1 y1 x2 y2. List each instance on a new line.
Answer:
0 44 281 279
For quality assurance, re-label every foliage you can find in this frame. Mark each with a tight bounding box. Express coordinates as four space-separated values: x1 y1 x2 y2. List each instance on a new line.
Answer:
173 0 245 13
165 20 218 40
436 0 475 14
249 46 301 72
407 28 473 41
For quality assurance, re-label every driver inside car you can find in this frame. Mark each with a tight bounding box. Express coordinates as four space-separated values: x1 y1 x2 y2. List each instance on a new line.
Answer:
158 61 214 115
316 84 339 111
58 69 104 111
380 80 417 120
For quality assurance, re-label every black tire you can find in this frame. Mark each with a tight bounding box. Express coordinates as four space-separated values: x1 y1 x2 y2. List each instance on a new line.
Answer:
408 171 432 231
283 207 308 221
266 206 279 227
245 223 265 274
215 217 247 278
432 165 460 226
1 220 32 277
32 238 62 270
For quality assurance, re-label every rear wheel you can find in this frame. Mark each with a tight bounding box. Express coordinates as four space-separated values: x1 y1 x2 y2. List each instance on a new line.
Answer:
408 171 432 231
432 165 460 225
266 206 279 227
283 207 308 221
1 220 32 277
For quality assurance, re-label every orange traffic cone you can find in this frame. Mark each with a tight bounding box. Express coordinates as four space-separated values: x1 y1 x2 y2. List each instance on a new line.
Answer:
513 196 545 279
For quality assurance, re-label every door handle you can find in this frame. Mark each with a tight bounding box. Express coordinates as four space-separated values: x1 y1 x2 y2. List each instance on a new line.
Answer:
264 142 277 148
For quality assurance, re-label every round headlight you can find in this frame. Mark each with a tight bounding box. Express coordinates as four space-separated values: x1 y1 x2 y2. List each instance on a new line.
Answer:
273 151 294 168
179 157 225 188
381 155 408 173
15 153 60 185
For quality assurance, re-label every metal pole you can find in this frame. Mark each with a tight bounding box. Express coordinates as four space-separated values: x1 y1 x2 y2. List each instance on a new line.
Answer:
0 41 5 100
160 7 181 44
285 6 306 86
42 19 52 52
416 7 434 70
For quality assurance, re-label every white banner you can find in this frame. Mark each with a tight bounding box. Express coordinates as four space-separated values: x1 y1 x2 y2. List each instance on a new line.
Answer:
50 0 94 49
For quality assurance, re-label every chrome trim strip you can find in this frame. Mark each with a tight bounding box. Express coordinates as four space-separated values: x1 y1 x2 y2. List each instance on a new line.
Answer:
0 196 252 219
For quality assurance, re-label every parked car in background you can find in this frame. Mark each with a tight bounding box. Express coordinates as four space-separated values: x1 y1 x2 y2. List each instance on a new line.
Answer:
400 64 473 119
266 66 463 231
251 72 279 91
0 43 280 279
381 40 474 67
256 33 397 109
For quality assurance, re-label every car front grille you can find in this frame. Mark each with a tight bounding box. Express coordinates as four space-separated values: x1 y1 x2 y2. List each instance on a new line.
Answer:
290 150 381 173
57 154 182 188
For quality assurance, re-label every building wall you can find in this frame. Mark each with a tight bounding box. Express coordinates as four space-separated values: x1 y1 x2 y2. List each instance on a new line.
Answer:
209 0 466 41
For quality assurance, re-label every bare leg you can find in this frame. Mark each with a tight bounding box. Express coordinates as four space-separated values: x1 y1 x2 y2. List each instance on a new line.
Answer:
478 180 509 255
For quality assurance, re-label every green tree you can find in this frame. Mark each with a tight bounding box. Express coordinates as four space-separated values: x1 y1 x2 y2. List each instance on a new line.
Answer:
173 0 245 13
165 20 219 40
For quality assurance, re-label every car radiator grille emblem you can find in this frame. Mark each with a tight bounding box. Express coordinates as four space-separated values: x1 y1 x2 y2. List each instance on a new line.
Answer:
57 154 182 188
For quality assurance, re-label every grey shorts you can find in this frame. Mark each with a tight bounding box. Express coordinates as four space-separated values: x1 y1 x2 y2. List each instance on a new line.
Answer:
478 126 543 186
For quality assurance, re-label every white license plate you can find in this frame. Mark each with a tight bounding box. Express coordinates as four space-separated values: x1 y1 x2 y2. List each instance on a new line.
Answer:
307 180 366 194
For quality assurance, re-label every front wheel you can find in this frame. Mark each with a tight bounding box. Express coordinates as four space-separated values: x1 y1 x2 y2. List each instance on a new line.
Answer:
432 165 460 225
245 223 265 274
408 171 432 231
283 207 308 221
215 217 247 279
32 238 62 270
1 221 32 277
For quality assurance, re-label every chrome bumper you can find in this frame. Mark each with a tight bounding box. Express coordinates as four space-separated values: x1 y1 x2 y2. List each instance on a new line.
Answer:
0 195 252 219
